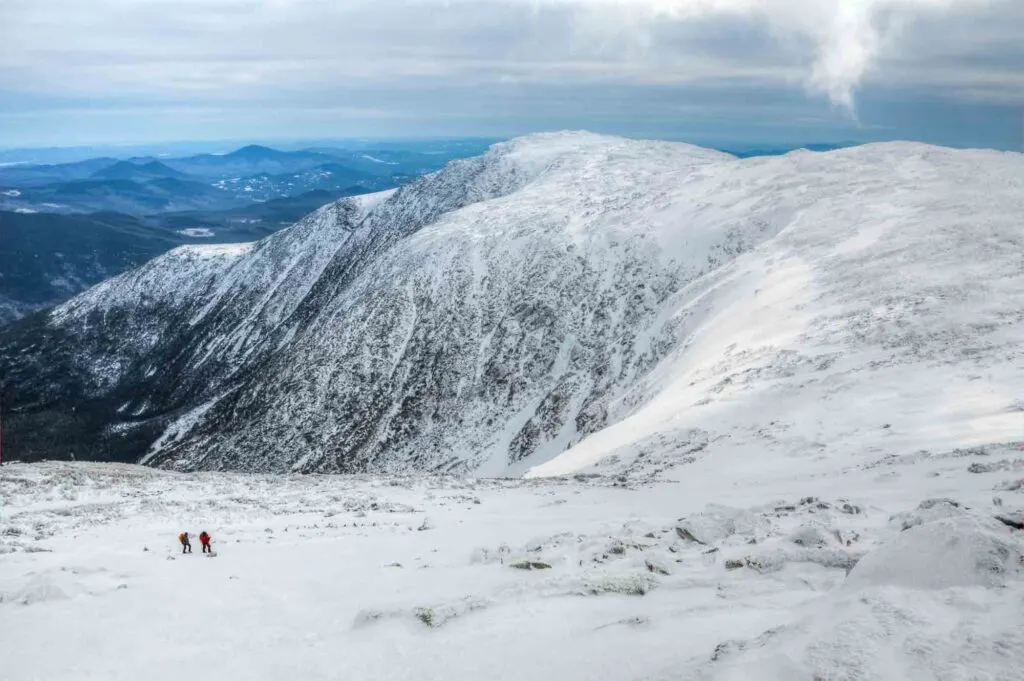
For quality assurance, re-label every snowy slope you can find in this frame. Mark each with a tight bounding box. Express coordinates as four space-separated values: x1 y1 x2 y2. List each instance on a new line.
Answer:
2 460 1023 681
0 133 1021 475
528 143 1024 479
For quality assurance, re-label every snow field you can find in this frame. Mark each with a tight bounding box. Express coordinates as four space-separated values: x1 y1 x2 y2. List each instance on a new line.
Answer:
2 453 1023 681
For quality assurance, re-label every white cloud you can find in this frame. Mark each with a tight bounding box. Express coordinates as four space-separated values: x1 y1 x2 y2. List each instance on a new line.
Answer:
519 0 1004 110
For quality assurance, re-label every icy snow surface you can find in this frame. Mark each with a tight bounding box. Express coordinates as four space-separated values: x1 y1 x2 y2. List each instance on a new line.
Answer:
2 459 1024 681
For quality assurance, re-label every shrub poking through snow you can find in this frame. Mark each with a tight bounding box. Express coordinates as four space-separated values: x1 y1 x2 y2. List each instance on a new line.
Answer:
580 570 658 596
607 539 627 555
469 544 512 565
411 597 491 627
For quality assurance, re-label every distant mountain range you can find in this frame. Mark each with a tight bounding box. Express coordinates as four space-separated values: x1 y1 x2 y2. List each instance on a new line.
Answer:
0 185 379 325
0 140 497 325
90 160 191 182
716 142 855 158
0 141 495 216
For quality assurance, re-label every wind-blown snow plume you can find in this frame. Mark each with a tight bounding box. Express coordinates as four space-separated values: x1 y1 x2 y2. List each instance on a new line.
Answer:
535 0 994 110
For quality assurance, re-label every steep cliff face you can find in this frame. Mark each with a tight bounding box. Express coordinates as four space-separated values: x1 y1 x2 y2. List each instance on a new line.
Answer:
2 134 1021 475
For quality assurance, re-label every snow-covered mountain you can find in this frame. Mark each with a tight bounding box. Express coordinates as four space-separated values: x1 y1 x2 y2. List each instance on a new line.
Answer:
1 132 1021 474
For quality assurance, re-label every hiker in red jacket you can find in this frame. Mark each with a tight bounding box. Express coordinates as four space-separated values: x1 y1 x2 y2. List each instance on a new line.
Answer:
199 531 212 554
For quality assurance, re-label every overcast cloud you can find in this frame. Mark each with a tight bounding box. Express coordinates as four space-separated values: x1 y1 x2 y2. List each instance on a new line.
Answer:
0 0 1020 148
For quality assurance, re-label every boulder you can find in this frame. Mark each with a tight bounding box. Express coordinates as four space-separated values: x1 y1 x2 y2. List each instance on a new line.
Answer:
644 557 672 576
847 516 1024 590
889 498 969 531
510 560 552 570
676 504 759 546
788 524 833 548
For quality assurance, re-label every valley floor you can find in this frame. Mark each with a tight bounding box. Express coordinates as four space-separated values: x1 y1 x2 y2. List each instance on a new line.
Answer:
2 447 1023 681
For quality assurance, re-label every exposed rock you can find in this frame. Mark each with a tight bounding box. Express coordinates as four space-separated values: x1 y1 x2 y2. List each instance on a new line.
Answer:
510 560 552 570
995 513 1024 530
968 459 1024 474
644 558 672 576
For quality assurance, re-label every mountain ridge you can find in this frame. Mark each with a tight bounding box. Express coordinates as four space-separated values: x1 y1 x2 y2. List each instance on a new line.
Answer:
1 132 1020 476
90 160 190 182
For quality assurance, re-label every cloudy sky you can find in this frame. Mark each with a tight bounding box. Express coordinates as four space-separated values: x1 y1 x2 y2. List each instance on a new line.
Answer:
1 0 1021 149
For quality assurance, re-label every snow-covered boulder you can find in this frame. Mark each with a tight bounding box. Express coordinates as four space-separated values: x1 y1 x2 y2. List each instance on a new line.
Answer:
676 504 760 546
738 546 860 574
888 498 971 531
847 516 1024 590
1 575 73 606
786 523 834 548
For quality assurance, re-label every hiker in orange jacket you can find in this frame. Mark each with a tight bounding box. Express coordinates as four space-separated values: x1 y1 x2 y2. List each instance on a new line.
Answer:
178 532 192 554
